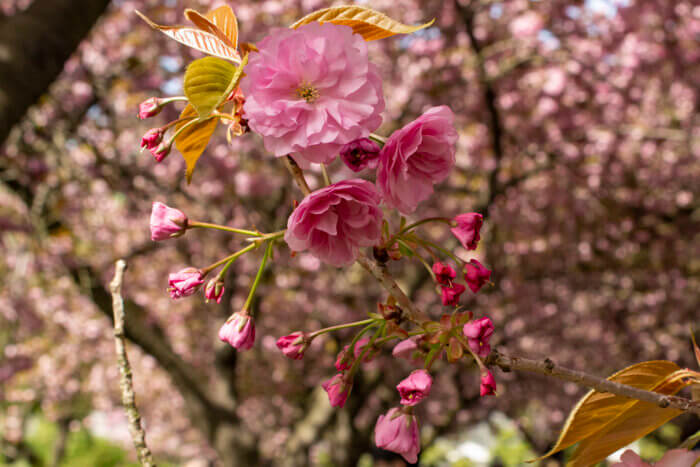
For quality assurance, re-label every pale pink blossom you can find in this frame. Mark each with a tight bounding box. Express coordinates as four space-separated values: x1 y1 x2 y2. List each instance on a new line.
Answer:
464 259 492 293
322 373 352 407
285 179 383 266
509 11 543 39
218 313 255 350
463 317 494 359
240 23 384 166
150 202 187 241
377 106 458 213
374 407 420 463
167 268 203 299
397 369 433 406
450 213 483 250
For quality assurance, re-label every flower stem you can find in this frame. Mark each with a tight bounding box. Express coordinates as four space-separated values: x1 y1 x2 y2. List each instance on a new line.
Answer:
385 217 451 248
201 243 258 276
396 238 436 281
320 164 332 186
241 239 275 312
414 236 463 266
309 318 377 339
369 133 387 145
168 116 206 142
188 221 262 237
348 322 385 377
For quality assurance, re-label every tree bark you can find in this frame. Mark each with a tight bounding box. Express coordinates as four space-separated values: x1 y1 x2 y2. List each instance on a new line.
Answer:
0 0 111 145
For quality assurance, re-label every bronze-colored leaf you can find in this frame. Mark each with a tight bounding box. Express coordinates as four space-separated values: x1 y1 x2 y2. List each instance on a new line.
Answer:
184 6 238 49
290 5 434 41
174 104 218 183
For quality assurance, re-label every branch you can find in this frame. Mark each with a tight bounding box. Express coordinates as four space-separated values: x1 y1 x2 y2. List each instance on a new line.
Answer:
110 260 157 467
489 352 700 416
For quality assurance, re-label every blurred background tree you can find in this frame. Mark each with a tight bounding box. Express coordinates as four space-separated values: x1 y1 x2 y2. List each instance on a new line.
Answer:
1 0 697 465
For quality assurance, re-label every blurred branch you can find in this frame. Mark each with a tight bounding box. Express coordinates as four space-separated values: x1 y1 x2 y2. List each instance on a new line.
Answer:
110 259 157 467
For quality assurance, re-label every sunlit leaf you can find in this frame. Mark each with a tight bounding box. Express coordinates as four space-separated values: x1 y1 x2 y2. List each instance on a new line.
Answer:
290 5 434 41
568 370 697 466
532 361 681 462
135 10 241 63
184 57 238 117
174 104 218 184
184 6 238 48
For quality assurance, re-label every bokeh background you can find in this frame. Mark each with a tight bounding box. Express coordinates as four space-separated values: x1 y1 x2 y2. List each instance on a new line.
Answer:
1 0 698 465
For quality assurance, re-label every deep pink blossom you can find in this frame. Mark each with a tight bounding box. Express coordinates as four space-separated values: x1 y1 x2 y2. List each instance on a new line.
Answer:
285 179 383 266
612 449 699 467
204 279 224 304
240 23 384 166
339 138 381 172
335 337 371 371
480 370 497 396
463 317 494 359
450 213 483 250
137 97 162 119
464 259 492 293
432 262 456 286
276 332 306 360
150 202 187 241
322 373 352 408
377 106 458 213
140 128 164 151
150 141 171 162
441 283 466 306
218 312 255 350
374 408 420 463
167 268 204 299
396 369 433 406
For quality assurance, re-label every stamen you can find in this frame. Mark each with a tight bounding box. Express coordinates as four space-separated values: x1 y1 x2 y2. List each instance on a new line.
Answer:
296 82 320 103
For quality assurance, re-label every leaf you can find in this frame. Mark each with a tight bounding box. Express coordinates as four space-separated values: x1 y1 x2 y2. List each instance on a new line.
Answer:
691 329 700 368
135 10 241 63
532 361 681 462
184 6 238 48
174 104 218 183
568 371 696 466
184 57 238 117
290 6 435 41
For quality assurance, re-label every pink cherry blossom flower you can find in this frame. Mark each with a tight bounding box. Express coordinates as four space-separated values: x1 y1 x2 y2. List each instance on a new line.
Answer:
335 337 371 371
480 370 497 396
276 332 307 360
450 212 483 250
167 268 203 299
150 202 187 241
140 128 164 151
463 317 494 359
137 97 162 119
432 262 456 286
441 283 466 306
612 449 699 467
285 179 383 266
377 106 458 213
240 23 384 167
397 369 433 406
509 11 544 39
392 337 423 365
464 259 492 293
374 407 420 463
218 312 255 350
339 138 381 172
322 373 352 408
204 279 224 304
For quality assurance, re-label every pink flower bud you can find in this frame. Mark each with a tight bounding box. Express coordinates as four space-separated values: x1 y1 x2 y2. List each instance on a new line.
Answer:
374 407 420 463
335 337 371 371
451 212 483 251
140 128 164 151
276 332 306 360
480 370 497 396
612 449 698 467
218 312 255 350
150 202 188 241
339 138 381 172
167 268 204 299
137 97 163 119
463 317 494 359
441 283 466 306
397 369 433 406
392 337 423 365
204 279 225 304
321 373 352 408
464 259 492 293
150 141 172 162
432 262 456 286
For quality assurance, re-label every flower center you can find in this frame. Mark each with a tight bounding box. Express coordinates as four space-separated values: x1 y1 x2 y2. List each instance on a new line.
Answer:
296 82 319 103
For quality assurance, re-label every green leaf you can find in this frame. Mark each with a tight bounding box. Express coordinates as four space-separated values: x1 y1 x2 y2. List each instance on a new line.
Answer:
184 56 238 117
398 242 414 258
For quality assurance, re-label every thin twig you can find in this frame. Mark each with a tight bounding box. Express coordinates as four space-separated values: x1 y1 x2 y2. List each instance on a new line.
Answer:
489 352 700 415
110 260 157 467
283 156 311 196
